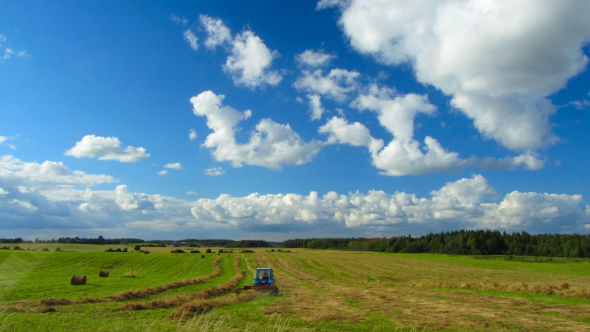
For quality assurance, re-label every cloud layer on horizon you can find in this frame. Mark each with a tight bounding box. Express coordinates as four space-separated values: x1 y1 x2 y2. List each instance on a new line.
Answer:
1 154 587 239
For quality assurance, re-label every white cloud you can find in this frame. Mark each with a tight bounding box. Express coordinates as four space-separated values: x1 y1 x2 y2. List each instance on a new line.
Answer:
204 167 225 176
191 90 323 169
189 128 197 141
316 0 343 10
164 163 183 170
0 155 117 188
115 185 155 211
0 34 28 61
65 135 150 162
481 192 588 233
158 170 168 176
183 29 199 51
319 116 383 151
3 48 13 60
0 136 16 150
450 94 557 151
170 13 188 27
569 100 590 110
321 0 590 151
295 49 335 67
353 86 436 141
294 68 359 102
200 15 232 49
306 94 325 120
0 156 196 235
478 152 545 171
318 86 545 176
191 175 590 233
78 202 101 212
17 50 30 58
186 191 197 195
351 87 467 176
197 15 282 88
0 158 587 237
224 31 282 88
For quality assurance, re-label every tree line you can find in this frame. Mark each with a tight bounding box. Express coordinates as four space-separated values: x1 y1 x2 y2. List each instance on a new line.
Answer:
281 230 590 258
0 238 24 243
4 236 272 248
33 236 145 245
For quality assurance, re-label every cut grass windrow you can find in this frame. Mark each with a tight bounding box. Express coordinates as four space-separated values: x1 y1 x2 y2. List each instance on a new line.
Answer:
168 291 257 319
115 255 246 311
407 279 590 299
35 256 223 307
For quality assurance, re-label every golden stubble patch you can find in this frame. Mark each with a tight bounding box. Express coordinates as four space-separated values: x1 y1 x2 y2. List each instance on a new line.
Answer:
257 250 590 331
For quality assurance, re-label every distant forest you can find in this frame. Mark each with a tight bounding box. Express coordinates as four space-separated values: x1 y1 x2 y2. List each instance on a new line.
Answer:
1 236 272 248
281 230 590 258
5 230 590 257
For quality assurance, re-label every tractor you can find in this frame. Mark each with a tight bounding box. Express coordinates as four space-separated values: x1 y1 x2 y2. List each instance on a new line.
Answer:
235 267 280 296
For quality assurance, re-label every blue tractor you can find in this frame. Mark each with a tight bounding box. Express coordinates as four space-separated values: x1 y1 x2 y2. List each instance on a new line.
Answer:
236 267 279 296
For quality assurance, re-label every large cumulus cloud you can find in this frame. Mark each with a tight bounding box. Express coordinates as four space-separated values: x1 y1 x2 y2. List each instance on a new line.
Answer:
318 87 545 176
190 90 323 169
319 0 590 151
199 15 282 88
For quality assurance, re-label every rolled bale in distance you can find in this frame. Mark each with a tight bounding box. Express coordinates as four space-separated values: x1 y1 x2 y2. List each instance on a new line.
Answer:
99 270 109 277
71 275 87 285
201 254 205 258
144 250 150 254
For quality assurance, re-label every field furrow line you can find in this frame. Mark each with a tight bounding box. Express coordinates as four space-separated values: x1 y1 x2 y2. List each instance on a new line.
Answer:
259 252 367 322
115 254 246 311
168 291 258 319
168 256 256 319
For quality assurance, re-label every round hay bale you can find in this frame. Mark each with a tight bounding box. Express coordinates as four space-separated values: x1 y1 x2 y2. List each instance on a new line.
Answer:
71 275 87 285
144 250 150 254
99 270 109 277
201 254 205 258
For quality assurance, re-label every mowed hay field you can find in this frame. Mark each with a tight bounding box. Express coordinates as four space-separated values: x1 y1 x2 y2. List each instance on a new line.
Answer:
1 247 590 331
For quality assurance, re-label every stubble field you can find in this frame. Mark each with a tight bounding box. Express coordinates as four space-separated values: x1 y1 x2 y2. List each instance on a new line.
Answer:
1 244 590 331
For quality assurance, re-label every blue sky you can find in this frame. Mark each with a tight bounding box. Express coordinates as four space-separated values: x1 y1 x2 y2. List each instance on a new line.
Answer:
1 0 590 241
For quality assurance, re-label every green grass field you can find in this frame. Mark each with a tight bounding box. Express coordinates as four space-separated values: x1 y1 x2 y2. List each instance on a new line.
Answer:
1 246 590 331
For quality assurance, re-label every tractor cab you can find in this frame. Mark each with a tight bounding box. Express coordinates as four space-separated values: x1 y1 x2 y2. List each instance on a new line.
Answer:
236 267 280 296
254 268 274 285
